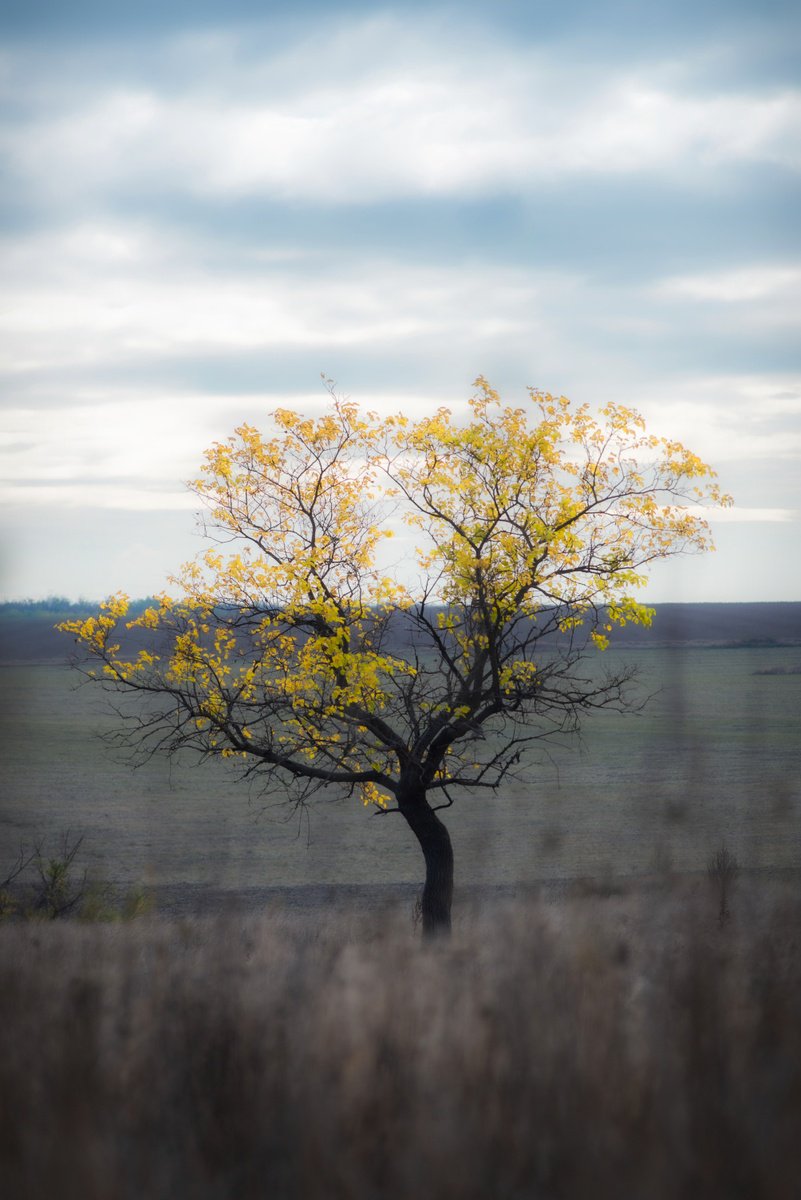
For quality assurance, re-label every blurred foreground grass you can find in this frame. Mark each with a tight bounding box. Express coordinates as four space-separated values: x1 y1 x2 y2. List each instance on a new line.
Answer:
1 881 800 1200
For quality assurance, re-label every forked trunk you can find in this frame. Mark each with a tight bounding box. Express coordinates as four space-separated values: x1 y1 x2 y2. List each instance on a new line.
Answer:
399 789 454 937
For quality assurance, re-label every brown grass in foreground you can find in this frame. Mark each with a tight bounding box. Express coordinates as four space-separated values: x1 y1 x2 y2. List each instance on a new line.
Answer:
1 883 800 1199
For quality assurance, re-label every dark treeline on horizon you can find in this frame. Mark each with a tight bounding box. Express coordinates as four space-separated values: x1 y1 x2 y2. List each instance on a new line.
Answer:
0 597 160 616
1 599 800 664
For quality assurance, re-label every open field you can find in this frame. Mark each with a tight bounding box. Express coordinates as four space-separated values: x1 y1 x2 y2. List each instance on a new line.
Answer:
2 609 800 1197
2 642 800 909
2 883 800 1200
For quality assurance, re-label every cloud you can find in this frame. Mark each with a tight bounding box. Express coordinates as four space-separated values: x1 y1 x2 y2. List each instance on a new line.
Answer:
0 390 226 493
0 483 197 511
0 378 465 513
3 20 799 209
654 266 801 340
633 375 801 467
0 5 799 600
0 222 576 373
658 266 801 304
692 505 797 523
3 219 799 519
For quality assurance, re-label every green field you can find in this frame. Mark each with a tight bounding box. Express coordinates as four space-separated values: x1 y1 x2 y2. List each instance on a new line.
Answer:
2 646 799 903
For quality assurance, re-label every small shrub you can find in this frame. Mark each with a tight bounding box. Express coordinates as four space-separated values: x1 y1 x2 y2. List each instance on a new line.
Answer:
707 842 740 925
32 832 88 919
0 832 152 922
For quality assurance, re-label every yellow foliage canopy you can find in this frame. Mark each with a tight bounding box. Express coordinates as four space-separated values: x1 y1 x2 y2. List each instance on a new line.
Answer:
60 380 729 809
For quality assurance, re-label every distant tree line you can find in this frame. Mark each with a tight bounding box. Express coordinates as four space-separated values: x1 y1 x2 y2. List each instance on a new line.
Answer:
0 597 160 619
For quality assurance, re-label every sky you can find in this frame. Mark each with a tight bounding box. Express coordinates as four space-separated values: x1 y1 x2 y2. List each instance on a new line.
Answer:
1 0 799 603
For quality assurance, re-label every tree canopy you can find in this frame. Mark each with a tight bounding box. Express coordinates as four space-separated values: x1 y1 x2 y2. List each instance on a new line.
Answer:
61 379 729 933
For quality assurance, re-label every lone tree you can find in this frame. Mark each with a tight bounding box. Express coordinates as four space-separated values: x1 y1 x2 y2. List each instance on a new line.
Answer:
61 380 728 934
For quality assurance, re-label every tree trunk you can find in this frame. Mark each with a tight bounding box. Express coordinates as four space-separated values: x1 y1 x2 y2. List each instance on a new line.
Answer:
399 790 454 937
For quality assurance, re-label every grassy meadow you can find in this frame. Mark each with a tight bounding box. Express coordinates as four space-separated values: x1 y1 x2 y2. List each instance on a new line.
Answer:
1 644 800 902
2 885 801 1199
2 612 801 1196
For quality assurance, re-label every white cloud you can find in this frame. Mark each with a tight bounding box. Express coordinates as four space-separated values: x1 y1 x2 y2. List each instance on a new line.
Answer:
0 381 464 512
0 225 571 371
0 392 227 490
3 20 799 206
689 505 797 523
657 266 801 305
0 483 197 511
633 375 801 465
1 15 798 601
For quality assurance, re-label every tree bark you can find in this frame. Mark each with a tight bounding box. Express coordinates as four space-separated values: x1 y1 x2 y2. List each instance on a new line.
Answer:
399 790 454 937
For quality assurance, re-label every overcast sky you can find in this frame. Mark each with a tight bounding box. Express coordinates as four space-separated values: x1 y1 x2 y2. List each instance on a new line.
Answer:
1 0 799 602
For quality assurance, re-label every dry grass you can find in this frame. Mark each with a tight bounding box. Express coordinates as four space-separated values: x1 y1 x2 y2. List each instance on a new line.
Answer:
1 882 800 1199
